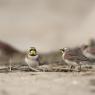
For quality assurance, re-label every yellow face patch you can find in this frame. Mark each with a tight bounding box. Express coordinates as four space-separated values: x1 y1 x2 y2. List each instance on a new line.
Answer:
31 50 36 54
29 50 36 56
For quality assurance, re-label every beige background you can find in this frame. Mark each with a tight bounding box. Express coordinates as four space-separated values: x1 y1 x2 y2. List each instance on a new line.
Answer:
0 0 95 52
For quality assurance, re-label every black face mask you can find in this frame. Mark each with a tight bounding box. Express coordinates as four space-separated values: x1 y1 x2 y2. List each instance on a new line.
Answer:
29 49 37 56
29 53 36 56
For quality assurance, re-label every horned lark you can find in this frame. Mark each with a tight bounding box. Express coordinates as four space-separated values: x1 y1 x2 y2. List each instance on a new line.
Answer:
82 39 95 59
25 47 40 72
60 47 89 71
82 45 95 59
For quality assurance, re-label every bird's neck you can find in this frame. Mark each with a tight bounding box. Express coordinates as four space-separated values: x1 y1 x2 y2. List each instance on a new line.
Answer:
62 52 66 60
27 54 38 59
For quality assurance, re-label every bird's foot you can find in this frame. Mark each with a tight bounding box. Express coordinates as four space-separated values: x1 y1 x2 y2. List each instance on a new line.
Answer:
69 65 75 72
76 65 81 72
8 66 12 72
29 67 40 72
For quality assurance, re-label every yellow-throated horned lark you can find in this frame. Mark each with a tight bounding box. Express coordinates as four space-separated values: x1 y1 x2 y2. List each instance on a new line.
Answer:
25 47 40 72
60 47 89 71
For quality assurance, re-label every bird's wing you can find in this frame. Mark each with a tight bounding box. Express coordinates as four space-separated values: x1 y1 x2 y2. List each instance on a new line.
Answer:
65 49 89 61
89 48 95 55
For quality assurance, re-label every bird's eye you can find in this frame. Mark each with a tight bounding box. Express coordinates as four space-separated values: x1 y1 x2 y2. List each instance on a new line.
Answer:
29 49 34 52
60 49 64 52
62 49 65 52
29 50 32 52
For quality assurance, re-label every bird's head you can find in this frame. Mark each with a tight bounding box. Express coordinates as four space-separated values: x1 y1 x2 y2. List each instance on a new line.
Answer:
27 47 37 56
60 48 69 54
81 45 88 50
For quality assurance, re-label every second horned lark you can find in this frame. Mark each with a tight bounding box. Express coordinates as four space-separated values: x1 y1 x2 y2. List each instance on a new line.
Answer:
60 47 89 71
82 45 95 59
82 39 95 59
25 47 40 72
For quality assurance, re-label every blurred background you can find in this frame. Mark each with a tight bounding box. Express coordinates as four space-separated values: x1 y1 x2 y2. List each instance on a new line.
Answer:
0 0 95 53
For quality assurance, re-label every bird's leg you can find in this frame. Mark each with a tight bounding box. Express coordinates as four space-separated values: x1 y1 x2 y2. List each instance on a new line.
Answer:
28 65 40 72
9 58 12 72
70 65 74 72
78 64 81 72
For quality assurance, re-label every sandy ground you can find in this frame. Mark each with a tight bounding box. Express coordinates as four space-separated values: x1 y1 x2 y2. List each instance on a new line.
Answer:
0 71 95 95
0 1 95 94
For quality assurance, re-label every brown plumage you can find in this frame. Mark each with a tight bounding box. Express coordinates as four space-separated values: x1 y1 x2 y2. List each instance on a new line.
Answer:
60 47 90 71
63 47 89 62
87 47 95 55
82 39 95 59
82 45 95 59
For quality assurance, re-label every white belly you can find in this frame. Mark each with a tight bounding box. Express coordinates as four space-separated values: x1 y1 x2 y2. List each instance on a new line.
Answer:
25 57 39 67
